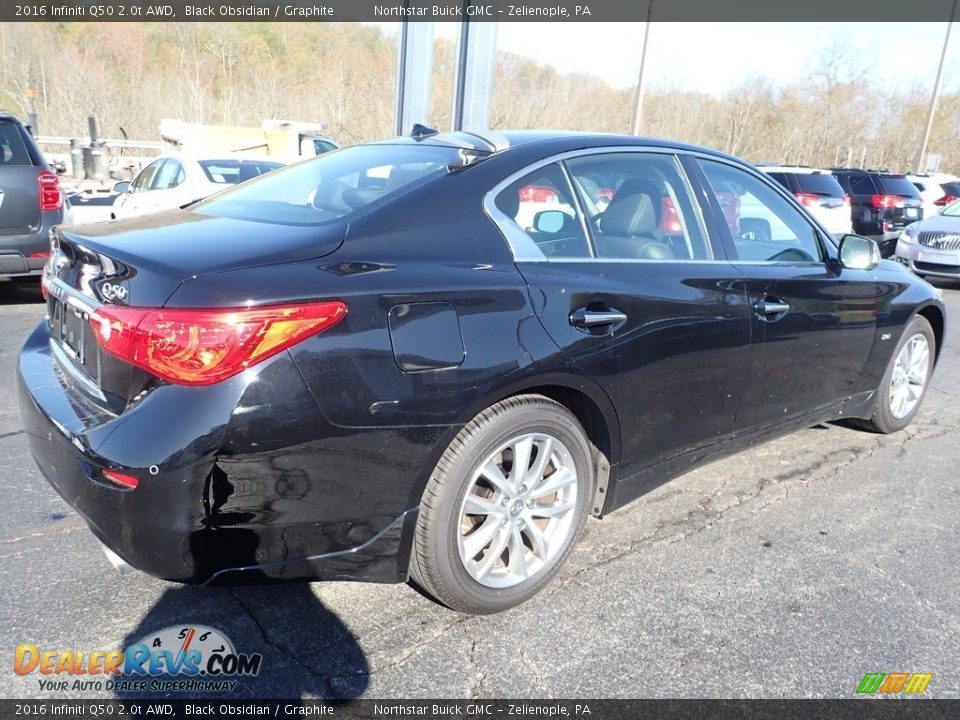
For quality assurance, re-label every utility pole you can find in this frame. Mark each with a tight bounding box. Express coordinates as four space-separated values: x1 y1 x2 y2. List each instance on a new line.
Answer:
631 2 654 136
917 0 957 173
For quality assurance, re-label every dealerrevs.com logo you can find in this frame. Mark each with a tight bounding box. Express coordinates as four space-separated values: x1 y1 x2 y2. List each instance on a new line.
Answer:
14 625 263 693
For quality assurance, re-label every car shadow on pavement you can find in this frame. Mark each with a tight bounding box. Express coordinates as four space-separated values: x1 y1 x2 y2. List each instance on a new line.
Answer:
115 582 370 701
0 280 44 305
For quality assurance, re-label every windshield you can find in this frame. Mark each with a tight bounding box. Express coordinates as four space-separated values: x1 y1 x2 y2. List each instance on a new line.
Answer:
196 144 466 226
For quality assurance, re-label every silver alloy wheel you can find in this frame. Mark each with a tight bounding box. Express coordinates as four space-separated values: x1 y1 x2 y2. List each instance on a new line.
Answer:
457 432 579 589
888 333 930 419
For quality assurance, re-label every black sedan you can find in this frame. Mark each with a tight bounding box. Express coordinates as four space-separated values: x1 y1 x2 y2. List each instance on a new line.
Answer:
18 131 945 614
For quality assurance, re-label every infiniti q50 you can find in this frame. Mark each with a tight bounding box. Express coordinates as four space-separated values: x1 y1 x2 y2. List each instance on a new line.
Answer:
18 131 944 614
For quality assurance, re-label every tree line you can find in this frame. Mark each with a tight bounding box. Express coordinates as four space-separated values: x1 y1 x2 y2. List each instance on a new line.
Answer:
1 22 957 173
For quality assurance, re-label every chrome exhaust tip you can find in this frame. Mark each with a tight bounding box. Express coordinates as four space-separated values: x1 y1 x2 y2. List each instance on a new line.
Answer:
101 543 134 575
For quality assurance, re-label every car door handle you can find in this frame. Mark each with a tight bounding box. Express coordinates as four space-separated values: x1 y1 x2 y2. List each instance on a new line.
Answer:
569 308 628 328
754 300 790 316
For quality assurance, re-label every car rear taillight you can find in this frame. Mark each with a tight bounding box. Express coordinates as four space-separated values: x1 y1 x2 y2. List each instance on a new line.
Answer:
842 194 851 207
518 184 559 203
871 194 903 209
88 301 347 386
39 170 63 212
794 193 820 207
934 195 957 206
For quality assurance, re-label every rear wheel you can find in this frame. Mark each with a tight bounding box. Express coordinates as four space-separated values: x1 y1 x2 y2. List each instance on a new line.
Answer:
854 315 935 433
410 395 593 614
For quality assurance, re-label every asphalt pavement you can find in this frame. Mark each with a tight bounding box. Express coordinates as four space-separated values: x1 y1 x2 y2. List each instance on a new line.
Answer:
1 277 958 700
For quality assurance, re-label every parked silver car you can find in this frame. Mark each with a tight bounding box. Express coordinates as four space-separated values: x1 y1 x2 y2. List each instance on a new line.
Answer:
895 197 960 279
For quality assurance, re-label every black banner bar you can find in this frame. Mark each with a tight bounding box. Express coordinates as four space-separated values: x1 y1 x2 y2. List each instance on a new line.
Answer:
0 700 956 719
0 0 956 23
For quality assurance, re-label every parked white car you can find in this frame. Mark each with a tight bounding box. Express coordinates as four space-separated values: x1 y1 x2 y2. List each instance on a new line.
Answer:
905 173 960 221
111 154 285 220
758 165 852 237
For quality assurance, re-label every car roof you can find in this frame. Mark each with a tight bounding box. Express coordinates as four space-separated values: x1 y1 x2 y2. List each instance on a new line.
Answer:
151 152 286 165
757 165 830 174
375 130 742 165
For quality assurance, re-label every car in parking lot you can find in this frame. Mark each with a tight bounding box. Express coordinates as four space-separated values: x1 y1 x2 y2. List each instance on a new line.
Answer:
0 113 69 281
19 131 944 614
895 196 960 279
906 173 960 220
759 165 852 237
831 168 923 256
111 153 285 220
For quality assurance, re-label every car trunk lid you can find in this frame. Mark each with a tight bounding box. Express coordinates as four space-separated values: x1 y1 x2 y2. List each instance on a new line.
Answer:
44 209 346 412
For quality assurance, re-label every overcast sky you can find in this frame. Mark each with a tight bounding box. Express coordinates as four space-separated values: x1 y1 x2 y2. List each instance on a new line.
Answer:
390 22 960 95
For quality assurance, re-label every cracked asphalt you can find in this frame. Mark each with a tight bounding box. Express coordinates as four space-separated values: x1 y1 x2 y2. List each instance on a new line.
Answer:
0 278 958 700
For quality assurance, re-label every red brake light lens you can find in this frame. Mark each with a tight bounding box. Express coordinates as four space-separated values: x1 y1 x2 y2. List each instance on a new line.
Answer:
934 194 957 206
89 301 347 386
39 170 63 212
102 469 139 490
518 184 559 203
842 194 851 207
793 193 820 207
871 194 902 209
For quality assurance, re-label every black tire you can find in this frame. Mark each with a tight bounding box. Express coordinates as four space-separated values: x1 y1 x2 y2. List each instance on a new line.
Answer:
410 394 593 614
852 315 935 434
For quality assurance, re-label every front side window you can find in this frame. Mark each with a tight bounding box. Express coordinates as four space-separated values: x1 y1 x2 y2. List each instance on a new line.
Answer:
699 159 824 264
494 162 591 258
567 153 711 260
198 145 464 226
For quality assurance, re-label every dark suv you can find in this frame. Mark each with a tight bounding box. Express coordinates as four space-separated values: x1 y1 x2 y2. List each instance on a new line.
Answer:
0 114 67 281
831 168 923 256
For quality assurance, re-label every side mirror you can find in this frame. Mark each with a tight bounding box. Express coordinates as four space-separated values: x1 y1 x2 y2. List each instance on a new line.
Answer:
113 181 131 194
533 210 566 234
838 234 880 271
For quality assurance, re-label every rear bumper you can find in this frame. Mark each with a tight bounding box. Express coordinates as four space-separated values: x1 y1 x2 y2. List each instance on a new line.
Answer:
17 320 420 585
0 210 60 279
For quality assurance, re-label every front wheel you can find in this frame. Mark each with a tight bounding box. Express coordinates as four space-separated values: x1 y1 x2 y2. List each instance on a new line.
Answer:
856 315 935 433
410 395 593 614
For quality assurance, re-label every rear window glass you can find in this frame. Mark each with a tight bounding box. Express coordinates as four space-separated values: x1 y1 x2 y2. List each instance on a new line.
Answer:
199 160 284 184
940 182 960 195
0 123 31 166
197 145 467 226
766 172 790 189
794 173 844 196
878 176 920 197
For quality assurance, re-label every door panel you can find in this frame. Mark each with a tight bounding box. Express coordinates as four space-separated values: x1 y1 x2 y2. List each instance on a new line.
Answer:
520 261 751 476
695 158 879 431
732 263 878 427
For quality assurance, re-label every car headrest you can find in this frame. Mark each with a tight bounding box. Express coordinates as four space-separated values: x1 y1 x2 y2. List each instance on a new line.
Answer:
601 191 658 237
497 188 521 220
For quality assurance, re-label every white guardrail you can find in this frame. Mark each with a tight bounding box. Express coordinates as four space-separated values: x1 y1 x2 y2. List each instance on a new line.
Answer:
35 136 163 151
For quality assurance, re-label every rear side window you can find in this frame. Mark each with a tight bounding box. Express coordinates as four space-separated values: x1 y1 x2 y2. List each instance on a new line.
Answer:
198 145 465 226
794 173 844 197
878 176 920 197
0 123 31 166
199 160 284 185
567 153 711 260
848 175 876 195
494 162 591 259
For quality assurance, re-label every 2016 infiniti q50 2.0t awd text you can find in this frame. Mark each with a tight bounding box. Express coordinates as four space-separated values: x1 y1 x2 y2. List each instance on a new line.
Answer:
18 131 944 614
